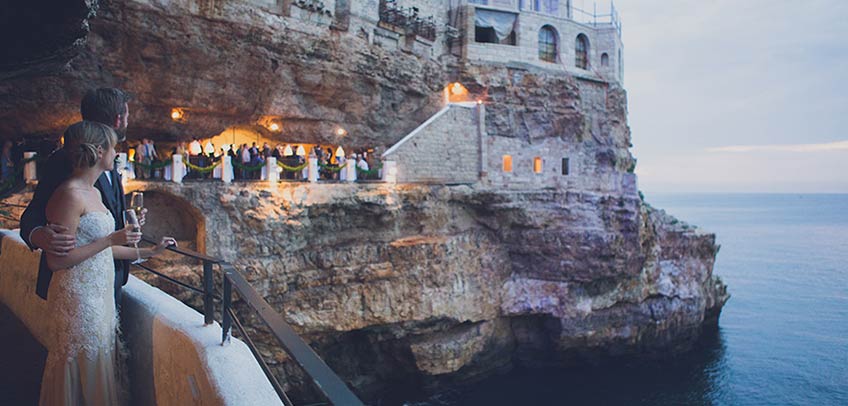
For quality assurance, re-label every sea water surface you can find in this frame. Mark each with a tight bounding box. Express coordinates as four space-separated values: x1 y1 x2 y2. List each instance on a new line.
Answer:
421 193 848 406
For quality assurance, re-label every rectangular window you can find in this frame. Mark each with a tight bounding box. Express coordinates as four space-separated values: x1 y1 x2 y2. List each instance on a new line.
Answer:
561 157 569 175
534 157 543 173
503 155 513 172
474 9 517 45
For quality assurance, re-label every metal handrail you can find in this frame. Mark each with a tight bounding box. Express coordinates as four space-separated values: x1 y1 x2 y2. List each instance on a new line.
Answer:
134 237 364 406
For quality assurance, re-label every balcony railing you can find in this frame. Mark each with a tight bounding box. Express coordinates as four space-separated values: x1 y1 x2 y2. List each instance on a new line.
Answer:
379 0 437 41
137 236 364 406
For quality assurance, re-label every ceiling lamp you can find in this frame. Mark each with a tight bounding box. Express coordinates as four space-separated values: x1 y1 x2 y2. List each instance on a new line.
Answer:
283 145 294 156
170 108 184 121
451 82 463 95
336 127 347 136
269 123 280 132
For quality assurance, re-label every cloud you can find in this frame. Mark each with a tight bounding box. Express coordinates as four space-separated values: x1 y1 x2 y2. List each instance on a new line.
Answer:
706 141 848 153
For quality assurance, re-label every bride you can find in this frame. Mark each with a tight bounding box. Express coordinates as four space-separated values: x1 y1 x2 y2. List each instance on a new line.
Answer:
39 121 176 406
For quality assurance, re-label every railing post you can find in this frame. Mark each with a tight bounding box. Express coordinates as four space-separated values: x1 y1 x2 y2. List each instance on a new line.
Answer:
307 156 318 183
23 152 37 183
172 154 184 183
266 157 278 184
203 259 214 325
221 155 233 183
222 272 232 345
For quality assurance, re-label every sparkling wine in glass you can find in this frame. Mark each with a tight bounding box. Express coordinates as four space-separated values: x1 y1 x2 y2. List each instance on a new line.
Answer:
123 209 145 264
130 192 144 216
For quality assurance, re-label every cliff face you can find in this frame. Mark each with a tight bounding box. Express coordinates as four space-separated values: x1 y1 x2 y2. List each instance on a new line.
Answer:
129 181 728 401
1 0 729 402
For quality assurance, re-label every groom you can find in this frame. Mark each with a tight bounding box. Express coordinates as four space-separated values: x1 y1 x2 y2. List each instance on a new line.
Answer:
20 88 138 307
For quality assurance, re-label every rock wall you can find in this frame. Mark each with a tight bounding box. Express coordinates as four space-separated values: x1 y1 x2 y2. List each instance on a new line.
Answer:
0 0 728 404
0 0 446 145
127 181 727 403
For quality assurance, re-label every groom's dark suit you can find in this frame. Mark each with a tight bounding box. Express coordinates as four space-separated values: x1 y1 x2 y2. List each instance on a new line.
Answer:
19 149 129 305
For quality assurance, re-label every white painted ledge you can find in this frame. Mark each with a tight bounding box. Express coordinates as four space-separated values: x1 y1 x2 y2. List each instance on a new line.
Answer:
0 230 282 406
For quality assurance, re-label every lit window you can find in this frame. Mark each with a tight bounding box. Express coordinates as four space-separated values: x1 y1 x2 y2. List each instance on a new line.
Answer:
575 34 589 69
534 157 543 173
538 26 557 63
503 155 513 172
561 157 569 175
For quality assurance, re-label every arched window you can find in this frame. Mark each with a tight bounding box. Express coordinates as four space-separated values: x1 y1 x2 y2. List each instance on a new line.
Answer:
575 34 589 69
533 157 543 173
601 52 609 67
538 26 558 63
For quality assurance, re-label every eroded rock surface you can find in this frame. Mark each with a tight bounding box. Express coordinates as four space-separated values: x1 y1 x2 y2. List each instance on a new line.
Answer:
124 181 728 402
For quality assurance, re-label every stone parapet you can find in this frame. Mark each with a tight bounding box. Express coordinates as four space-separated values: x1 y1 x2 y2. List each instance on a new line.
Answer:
0 231 281 406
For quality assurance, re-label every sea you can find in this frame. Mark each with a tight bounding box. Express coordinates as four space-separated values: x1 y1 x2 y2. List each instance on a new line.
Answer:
415 193 848 406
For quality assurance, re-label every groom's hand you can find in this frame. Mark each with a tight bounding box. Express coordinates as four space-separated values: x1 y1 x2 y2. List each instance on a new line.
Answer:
32 224 75 256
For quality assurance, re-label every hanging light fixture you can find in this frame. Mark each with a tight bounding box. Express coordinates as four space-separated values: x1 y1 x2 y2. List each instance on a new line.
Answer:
170 108 184 121
335 146 345 158
336 127 347 136
204 141 214 155
451 82 463 95
269 122 280 132
296 145 306 156
283 144 294 156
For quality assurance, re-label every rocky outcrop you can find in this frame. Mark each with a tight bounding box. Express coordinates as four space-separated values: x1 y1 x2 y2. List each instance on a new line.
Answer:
0 0 728 403
122 181 728 402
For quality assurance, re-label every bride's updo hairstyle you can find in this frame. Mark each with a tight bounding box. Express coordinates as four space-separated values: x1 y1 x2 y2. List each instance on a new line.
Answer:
63 121 118 169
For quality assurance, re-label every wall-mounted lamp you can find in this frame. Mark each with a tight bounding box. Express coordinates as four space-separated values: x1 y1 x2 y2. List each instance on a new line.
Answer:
283 145 294 156
296 145 306 156
335 146 345 158
451 82 463 95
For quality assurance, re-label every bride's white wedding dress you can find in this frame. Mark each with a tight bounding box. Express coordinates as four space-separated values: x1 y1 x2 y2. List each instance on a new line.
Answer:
39 211 123 406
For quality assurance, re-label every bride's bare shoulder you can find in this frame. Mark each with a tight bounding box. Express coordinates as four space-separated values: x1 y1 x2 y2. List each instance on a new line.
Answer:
46 184 88 224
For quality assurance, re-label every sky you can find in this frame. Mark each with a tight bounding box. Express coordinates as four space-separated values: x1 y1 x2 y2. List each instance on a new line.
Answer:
608 0 848 194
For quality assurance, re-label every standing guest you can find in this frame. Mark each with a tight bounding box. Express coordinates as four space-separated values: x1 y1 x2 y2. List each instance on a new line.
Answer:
262 142 271 158
357 153 370 176
174 141 187 156
272 144 282 159
20 88 142 313
337 153 347 182
1 140 13 182
240 143 251 179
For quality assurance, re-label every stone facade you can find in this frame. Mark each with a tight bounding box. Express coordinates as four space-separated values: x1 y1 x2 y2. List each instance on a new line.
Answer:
382 103 482 184
459 1 623 83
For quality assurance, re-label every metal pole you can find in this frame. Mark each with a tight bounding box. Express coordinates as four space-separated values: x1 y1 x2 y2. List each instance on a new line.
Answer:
222 273 233 344
203 260 214 325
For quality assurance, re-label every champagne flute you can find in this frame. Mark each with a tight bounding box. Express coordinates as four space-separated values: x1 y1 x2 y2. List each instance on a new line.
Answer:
130 192 144 216
123 209 145 264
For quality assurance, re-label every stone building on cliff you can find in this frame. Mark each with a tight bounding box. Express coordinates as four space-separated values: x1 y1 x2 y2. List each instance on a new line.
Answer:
0 0 728 403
